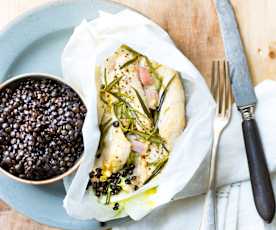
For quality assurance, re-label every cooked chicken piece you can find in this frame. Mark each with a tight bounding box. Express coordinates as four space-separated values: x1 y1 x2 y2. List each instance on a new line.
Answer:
105 46 153 131
133 143 167 187
157 67 186 148
98 117 131 174
91 45 185 196
132 69 185 187
94 67 131 175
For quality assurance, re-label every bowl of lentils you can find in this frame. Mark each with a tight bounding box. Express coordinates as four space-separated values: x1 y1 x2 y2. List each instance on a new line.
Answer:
0 73 87 185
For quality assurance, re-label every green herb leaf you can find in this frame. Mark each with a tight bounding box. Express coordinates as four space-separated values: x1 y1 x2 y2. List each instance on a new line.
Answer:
105 187 111 205
107 91 129 105
149 135 164 145
162 143 169 153
132 87 151 119
120 55 139 69
154 74 177 129
158 74 176 112
145 57 162 91
125 129 164 145
143 157 168 185
105 91 149 131
121 45 140 56
96 122 112 158
113 103 121 119
104 68 107 87
126 152 137 166
105 76 123 91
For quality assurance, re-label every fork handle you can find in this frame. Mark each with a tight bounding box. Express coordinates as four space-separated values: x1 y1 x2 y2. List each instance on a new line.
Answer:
242 118 275 223
199 189 216 230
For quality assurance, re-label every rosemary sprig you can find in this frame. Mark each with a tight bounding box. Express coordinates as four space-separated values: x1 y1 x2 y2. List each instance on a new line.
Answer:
128 107 150 120
115 91 133 100
120 55 139 69
162 143 170 153
105 76 123 91
96 120 112 158
124 128 165 145
145 57 162 91
104 68 107 88
126 152 137 166
107 91 129 106
132 87 151 119
105 186 111 205
113 103 121 119
149 135 164 145
158 74 176 111
106 91 149 131
121 45 141 56
143 157 168 185
154 74 176 129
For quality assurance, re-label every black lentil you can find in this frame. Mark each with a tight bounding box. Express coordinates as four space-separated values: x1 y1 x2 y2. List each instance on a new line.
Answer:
0 78 86 180
87 159 137 202
100 222 106 227
125 178 131 184
122 170 128 177
89 171 95 178
129 163 135 170
113 202 119 210
112 121 119 127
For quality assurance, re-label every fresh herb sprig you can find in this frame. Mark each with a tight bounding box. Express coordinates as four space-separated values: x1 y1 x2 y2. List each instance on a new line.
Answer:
96 118 112 158
154 74 176 129
120 55 139 69
143 157 169 185
132 87 151 119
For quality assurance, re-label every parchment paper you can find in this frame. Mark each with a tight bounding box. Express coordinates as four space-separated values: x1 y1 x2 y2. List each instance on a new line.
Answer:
62 9 215 221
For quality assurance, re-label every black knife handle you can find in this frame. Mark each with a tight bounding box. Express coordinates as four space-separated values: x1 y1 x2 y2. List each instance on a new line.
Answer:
242 119 275 223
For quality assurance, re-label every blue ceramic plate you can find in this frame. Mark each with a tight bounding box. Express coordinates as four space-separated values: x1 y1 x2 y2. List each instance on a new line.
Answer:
0 0 130 229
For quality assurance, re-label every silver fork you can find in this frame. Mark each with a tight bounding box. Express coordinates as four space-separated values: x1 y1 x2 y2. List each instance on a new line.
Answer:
199 60 233 230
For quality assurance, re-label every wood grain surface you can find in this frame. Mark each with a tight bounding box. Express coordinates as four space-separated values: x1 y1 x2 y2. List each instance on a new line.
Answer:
0 0 276 229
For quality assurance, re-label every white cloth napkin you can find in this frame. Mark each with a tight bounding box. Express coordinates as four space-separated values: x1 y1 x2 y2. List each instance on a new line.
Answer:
113 80 276 230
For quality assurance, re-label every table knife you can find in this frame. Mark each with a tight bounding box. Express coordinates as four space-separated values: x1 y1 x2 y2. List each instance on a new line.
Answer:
214 0 276 223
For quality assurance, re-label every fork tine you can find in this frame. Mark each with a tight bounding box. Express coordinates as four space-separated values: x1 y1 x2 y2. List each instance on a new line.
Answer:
216 60 221 114
211 61 216 96
224 61 233 113
221 60 227 115
211 60 220 115
212 60 233 117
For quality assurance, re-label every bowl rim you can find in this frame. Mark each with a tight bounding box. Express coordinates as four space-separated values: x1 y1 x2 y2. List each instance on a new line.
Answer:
0 72 85 185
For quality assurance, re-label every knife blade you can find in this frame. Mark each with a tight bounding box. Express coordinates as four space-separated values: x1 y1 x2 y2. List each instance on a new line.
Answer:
215 0 256 108
214 0 275 223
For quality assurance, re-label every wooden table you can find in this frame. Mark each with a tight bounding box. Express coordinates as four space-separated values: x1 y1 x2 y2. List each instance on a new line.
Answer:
1 0 276 229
